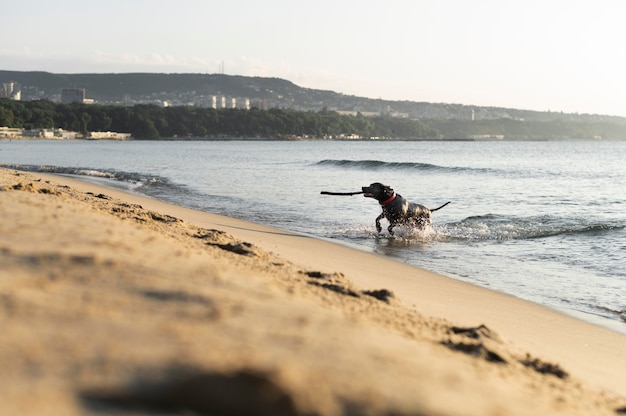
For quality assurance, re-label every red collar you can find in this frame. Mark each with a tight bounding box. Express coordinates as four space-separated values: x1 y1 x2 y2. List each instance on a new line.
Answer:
380 192 396 206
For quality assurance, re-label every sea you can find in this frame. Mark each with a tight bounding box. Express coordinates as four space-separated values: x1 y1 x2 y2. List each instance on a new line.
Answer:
2 139 625 334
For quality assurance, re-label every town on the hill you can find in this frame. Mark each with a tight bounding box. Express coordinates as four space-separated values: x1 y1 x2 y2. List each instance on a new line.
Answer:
2 71 626 140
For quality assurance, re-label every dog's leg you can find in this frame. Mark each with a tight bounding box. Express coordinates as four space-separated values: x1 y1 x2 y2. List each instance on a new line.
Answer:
387 224 395 236
375 213 384 233
413 216 427 230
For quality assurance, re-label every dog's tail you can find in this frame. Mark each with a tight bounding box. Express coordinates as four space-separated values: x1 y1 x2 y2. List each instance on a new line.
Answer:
430 201 451 212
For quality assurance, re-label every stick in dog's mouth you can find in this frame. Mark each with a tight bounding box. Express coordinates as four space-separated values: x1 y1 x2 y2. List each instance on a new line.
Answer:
320 191 365 196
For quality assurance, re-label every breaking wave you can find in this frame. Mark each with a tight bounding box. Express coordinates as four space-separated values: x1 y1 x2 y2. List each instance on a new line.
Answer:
335 213 624 244
438 214 624 241
315 159 495 174
1 164 179 195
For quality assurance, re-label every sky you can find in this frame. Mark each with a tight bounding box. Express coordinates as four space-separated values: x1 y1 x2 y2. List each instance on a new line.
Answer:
2 0 625 116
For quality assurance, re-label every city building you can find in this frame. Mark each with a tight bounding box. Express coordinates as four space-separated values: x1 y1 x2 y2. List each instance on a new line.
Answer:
88 131 132 140
60 88 86 104
1 82 21 100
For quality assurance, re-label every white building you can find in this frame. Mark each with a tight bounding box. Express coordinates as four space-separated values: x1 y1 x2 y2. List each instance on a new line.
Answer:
1 82 21 100
88 131 132 140
0 127 22 138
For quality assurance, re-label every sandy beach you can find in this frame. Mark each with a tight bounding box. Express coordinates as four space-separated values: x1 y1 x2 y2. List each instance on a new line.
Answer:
1 166 626 415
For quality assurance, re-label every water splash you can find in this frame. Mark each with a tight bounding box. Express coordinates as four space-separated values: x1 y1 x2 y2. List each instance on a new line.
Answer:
438 214 623 241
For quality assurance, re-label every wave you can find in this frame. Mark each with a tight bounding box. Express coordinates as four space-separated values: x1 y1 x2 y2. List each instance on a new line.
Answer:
594 305 626 323
439 214 624 241
337 214 623 243
1 164 179 195
1 163 256 216
315 159 494 174
3 164 111 177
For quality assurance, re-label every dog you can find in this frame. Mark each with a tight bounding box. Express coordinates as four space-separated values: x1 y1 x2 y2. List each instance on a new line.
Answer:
362 182 450 235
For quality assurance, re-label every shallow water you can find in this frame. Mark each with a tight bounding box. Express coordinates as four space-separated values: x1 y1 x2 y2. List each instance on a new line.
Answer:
2 139 625 332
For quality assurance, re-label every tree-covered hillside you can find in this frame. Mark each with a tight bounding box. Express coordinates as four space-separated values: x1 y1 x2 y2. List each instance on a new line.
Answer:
3 99 626 140
0 99 438 140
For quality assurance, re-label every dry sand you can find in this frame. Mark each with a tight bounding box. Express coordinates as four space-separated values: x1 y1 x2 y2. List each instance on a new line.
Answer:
1 167 626 416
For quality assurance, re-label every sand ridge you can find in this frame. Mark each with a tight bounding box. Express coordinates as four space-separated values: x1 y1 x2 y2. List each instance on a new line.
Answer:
1 168 625 415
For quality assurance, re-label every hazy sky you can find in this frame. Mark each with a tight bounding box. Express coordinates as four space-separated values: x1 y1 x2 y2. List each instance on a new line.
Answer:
2 0 625 116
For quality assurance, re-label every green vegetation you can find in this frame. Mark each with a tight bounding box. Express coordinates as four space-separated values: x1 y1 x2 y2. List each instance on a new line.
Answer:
0 99 438 139
2 99 626 140
422 118 626 140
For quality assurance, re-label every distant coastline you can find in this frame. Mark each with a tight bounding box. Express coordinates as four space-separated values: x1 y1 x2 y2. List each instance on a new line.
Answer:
2 70 626 140
0 127 131 141
2 99 625 141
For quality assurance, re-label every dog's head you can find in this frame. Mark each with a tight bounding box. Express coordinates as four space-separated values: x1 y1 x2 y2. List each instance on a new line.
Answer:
362 182 394 202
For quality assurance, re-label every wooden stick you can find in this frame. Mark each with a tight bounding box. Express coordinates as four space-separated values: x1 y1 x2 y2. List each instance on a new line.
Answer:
320 191 364 196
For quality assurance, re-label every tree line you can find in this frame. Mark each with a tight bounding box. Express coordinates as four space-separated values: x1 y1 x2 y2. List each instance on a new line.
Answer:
3 99 625 140
424 118 626 140
0 99 438 140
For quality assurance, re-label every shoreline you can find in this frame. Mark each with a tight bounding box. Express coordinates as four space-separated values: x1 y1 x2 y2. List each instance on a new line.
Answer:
60 170 626 335
2 167 626 415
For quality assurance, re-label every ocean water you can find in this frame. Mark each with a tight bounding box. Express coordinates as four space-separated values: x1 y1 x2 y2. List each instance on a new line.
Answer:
2 139 625 333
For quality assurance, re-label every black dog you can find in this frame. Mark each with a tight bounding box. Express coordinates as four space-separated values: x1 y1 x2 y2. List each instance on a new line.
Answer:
362 182 450 235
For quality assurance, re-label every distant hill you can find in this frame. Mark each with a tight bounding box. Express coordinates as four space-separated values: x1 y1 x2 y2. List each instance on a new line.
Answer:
3 70 625 126
0 70 343 112
0 71 306 99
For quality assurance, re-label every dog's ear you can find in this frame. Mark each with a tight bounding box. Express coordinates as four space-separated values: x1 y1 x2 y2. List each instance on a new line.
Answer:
384 185 394 193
